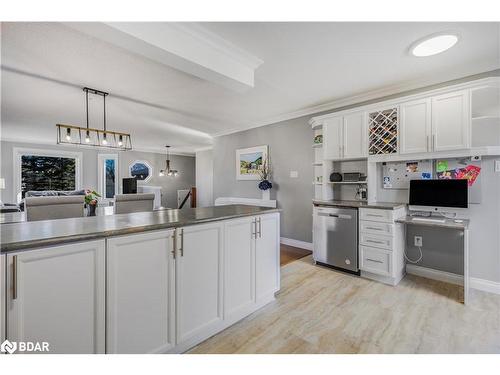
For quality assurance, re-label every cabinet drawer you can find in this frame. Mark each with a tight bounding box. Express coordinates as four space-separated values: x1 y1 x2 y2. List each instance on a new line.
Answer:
360 221 394 236
360 246 391 276
360 232 393 251
359 208 393 223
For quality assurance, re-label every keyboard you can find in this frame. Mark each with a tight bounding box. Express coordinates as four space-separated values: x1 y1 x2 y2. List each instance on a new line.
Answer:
411 217 446 223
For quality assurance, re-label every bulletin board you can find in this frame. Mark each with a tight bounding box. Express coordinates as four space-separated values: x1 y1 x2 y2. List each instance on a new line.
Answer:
381 158 482 204
435 158 482 204
382 160 433 189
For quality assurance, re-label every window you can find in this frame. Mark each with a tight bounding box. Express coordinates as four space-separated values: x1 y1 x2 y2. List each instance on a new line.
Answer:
14 148 82 201
98 154 119 200
129 160 152 182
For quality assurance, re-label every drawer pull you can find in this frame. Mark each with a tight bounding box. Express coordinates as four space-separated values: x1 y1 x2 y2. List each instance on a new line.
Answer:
365 226 383 231
366 239 385 244
366 258 383 264
366 214 383 217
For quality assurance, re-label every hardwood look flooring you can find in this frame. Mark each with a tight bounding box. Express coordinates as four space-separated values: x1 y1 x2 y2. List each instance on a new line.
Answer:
190 255 500 354
280 244 312 266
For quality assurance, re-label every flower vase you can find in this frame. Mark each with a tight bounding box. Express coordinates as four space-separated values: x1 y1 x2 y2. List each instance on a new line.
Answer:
262 189 271 201
87 204 97 216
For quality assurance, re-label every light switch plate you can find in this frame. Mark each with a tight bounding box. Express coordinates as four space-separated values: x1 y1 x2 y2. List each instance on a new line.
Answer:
290 171 299 178
495 160 500 173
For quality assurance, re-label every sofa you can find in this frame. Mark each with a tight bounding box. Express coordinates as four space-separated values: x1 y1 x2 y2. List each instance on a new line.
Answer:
19 189 86 211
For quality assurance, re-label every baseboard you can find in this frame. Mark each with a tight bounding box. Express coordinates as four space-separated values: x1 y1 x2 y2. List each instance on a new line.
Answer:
280 237 313 251
470 277 500 295
406 264 500 295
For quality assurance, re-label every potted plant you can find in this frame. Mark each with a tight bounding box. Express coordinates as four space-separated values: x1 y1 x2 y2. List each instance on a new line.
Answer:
258 158 272 200
84 189 101 216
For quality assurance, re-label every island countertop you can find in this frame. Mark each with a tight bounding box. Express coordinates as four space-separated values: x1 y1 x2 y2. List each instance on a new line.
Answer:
0 205 281 253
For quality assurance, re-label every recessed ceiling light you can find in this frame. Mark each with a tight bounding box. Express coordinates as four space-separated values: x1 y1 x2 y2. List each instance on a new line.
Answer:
410 33 459 57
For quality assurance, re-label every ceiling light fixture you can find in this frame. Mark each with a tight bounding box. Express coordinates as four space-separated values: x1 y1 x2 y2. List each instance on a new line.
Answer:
56 87 132 150
159 145 179 177
410 32 459 57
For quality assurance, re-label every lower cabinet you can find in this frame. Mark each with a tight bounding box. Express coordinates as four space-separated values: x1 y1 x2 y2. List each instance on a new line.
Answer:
2 212 281 354
175 222 224 348
106 230 176 354
1 254 5 343
6 240 106 354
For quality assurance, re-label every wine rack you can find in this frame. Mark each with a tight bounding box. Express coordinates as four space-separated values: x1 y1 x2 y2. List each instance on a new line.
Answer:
368 107 398 155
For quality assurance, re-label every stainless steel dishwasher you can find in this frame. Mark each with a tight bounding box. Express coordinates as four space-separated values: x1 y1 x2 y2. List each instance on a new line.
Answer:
313 206 359 275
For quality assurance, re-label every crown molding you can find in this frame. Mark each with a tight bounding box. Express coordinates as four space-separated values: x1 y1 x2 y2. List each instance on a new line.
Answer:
213 70 500 138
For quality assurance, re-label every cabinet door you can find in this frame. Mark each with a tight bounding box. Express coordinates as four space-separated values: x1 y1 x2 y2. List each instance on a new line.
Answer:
323 116 343 160
256 213 280 302
432 90 471 151
107 230 175 354
224 216 256 320
1 255 5 343
400 98 431 154
176 222 223 345
343 111 367 159
6 241 105 354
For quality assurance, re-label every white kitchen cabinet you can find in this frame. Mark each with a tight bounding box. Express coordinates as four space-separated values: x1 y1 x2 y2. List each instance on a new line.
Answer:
432 90 470 151
256 213 280 301
1 254 5 343
224 216 256 320
323 116 343 160
343 111 367 159
6 241 105 354
400 98 431 154
106 230 175 354
175 222 224 347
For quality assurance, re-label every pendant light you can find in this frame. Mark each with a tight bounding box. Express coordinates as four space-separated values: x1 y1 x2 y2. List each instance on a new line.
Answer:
56 87 132 150
159 145 178 177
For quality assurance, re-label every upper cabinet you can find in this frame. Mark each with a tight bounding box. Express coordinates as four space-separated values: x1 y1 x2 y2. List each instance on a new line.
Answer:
431 90 470 151
400 98 431 154
323 111 366 160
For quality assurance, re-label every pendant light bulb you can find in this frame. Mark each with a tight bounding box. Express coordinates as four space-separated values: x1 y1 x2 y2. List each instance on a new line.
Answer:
85 130 91 143
102 133 108 145
159 170 165 177
65 128 71 141
118 135 123 147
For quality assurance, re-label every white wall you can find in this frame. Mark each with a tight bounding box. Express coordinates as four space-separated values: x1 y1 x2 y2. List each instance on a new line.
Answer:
195 149 214 207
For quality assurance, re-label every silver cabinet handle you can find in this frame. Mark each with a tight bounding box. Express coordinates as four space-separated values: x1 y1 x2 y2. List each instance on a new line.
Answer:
426 135 430 151
366 239 384 244
366 214 383 218
12 255 18 300
432 134 436 150
365 226 383 231
252 218 256 239
172 234 176 259
180 228 184 257
366 258 383 264
258 217 262 238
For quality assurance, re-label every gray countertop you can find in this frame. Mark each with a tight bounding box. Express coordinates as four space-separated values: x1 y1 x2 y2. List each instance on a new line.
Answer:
312 199 406 210
0 205 281 253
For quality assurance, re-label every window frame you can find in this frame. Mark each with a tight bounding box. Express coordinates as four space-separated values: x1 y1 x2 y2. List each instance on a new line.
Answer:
13 147 82 202
97 153 119 202
129 160 153 183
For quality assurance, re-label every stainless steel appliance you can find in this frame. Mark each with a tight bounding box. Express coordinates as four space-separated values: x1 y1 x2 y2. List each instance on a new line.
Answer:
313 206 359 274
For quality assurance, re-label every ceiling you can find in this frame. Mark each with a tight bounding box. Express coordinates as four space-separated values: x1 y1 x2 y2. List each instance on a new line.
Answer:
1 22 499 154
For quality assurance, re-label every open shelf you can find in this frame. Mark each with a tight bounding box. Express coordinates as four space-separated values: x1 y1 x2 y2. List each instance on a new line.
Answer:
312 162 323 166
312 182 323 185
312 143 323 148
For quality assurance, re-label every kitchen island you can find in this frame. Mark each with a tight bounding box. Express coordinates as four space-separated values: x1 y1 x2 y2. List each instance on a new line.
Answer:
0 205 281 354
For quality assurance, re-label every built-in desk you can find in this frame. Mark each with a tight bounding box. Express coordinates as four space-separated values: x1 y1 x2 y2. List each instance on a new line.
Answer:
395 216 470 304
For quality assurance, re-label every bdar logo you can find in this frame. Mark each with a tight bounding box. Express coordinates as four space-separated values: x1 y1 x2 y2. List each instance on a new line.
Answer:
1 339 17 354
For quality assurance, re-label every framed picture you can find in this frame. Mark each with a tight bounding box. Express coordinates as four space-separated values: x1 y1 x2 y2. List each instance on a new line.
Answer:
129 160 152 182
236 145 268 180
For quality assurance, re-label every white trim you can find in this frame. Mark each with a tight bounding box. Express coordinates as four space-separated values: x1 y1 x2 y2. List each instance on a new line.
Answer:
280 237 313 251
12 147 82 202
470 277 500 295
97 153 119 200
406 264 500 295
214 76 500 138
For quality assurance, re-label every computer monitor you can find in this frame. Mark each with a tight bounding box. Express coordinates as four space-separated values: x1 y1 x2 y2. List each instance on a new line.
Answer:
409 179 468 213
122 178 137 194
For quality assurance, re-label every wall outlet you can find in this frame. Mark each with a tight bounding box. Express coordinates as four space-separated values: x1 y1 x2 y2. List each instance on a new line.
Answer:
495 160 500 173
414 236 423 247
290 171 299 178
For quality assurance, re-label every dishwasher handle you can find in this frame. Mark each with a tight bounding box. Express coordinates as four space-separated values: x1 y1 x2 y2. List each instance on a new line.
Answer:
318 212 353 220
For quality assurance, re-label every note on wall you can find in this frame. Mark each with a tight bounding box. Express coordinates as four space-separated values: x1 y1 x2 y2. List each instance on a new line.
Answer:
435 159 482 203
382 160 433 189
